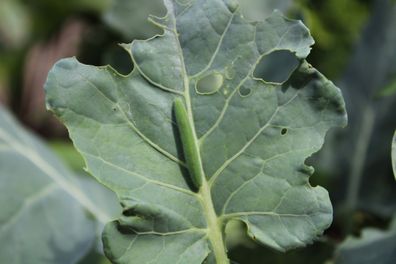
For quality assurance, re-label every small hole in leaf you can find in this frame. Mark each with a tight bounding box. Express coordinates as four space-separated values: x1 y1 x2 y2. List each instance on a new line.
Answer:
112 107 117 111
196 73 224 95
239 86 252 97
254 50 299 84
281 128 288 135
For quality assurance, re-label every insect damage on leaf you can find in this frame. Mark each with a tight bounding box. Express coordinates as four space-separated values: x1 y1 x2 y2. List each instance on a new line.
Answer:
196 73 225 95
45 0 347 263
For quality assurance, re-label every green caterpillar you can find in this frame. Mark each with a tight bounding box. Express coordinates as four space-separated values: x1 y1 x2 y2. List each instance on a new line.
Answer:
174 98 203 189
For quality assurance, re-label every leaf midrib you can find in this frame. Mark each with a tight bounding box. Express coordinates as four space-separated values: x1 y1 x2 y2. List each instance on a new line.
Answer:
168 7 231 264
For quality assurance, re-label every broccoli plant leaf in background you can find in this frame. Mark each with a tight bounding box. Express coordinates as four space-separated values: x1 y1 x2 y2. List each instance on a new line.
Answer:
0 105 119 264
45 0 347 263
317 0 396 217
103 0 166 40
393 131 396 178
334 218 396 264
378 77 396 98
297 0 370 79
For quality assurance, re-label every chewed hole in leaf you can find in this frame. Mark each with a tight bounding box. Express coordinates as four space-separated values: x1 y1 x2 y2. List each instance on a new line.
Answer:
238 86 252 97
253 50 300 84
196 72 224 95
80 43 134 76
281 128 288 135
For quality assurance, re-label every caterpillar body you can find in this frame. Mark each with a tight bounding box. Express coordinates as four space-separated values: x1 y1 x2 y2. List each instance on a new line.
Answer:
174 98 203 189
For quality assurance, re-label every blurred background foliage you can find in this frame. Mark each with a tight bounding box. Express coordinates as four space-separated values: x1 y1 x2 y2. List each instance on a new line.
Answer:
0 0 396 263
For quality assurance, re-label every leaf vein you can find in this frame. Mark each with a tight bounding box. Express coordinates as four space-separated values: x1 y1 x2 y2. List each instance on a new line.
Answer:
0 183 58 233
81 151 196 197
74 73 186 167
191 10 237 78
0 127 110 224
209 91 300 185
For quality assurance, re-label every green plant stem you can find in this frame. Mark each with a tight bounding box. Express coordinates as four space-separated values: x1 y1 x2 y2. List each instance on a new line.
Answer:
181 83 229 263
200 180 229 264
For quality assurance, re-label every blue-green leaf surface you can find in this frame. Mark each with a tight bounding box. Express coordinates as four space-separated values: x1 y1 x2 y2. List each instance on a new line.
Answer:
103 0 165 40
238 0 293 21
45 1 347 263
335 218 396 264
0 105 118 264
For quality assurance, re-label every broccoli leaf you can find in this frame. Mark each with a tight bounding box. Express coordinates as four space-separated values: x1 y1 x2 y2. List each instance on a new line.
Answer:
335 218 396 264
392 131 396 178
45 0 347 263
0 105 118 264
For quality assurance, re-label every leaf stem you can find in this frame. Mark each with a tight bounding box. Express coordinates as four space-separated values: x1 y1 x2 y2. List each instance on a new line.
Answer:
174 96 229 264
173 5 230 257
181 83 229 263
200 180 230 264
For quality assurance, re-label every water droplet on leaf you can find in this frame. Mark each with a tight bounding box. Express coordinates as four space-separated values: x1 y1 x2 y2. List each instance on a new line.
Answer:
223 87 229 96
